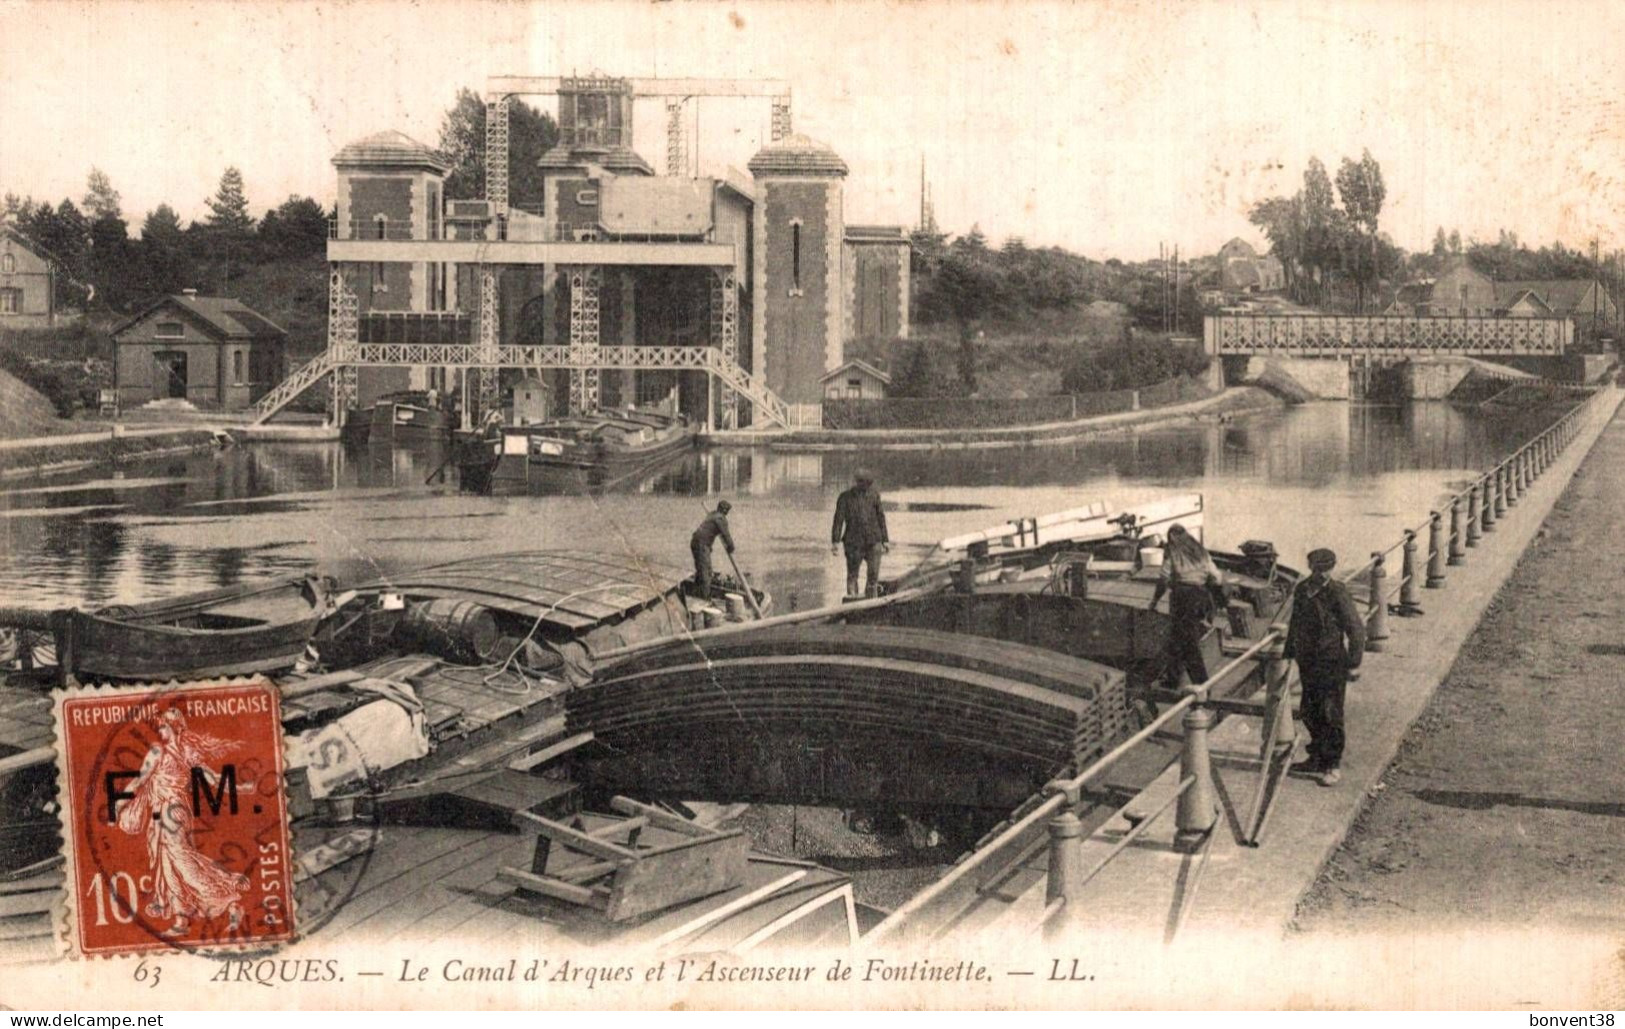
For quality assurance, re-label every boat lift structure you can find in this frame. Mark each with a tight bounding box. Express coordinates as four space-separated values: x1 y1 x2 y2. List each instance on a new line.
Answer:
251 74 808 433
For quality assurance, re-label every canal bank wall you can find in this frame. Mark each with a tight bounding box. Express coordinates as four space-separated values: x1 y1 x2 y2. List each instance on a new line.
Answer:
711 386 1284 451
0 426 220 480
1002 388 1623 955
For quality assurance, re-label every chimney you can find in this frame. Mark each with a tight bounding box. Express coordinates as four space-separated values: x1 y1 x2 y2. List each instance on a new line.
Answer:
181 288 198 298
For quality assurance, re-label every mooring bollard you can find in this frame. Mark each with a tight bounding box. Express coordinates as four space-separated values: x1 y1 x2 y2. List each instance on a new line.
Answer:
1044 809 1084 917
1175 702 1218 845
1262 625 1297 751
1466 485 1482 546
1399 531 1422 613
1448 497 1466 565
1426 513 1446 587
1366 552 1390 651
1482 474 1498 532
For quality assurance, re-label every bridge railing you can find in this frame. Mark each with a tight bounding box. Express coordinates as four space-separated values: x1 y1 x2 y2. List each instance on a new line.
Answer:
1208 312 1573 355
864 382 1615 947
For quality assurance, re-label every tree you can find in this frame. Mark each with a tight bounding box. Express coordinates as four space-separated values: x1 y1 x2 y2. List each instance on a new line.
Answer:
1300 157 1338 305
1448 229 1462 255
1249 194 1306 299
438 88 560 209
3 193 31 221
205 167 254 236
21 200 90 306
1432 227 1449 257
258 195 330 259
889 338 946 398
135 205 192 298
87 211 134 309
141 204 185 245
82 167 122 222
1335 149 1386 312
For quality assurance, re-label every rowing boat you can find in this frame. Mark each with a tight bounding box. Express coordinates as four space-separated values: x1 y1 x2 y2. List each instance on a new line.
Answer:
0 576 334 683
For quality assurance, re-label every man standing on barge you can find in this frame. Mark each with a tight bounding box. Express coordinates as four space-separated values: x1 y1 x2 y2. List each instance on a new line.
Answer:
691 501 735 602
832 469 890 598
1283 547 1366 787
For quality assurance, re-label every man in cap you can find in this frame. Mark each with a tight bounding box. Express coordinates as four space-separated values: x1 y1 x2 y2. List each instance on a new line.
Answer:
690 501 735 601
831 469 890 598
1282 547 1367 786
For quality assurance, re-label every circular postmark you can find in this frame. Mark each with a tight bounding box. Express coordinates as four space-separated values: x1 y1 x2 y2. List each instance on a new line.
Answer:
67 678 380 961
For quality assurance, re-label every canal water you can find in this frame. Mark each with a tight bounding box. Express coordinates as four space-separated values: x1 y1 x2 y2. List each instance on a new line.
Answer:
0 400 1570 612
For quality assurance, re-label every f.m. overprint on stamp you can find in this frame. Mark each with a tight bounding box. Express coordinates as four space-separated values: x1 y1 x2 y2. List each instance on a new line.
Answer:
51 679 294 956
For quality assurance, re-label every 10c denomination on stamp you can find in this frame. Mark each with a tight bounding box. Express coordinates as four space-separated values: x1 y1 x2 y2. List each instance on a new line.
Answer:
52 678 295 957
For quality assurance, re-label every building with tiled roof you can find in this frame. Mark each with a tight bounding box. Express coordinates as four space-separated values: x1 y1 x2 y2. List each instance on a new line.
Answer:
1492 280 1617 324
331 131 450 174
747 134 850 177
111 292 287 410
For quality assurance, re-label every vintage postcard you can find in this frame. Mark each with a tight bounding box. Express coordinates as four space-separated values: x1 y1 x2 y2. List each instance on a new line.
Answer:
0 0 1622 1013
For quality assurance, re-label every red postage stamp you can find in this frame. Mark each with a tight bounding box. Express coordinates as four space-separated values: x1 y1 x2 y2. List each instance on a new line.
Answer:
52 678 295 956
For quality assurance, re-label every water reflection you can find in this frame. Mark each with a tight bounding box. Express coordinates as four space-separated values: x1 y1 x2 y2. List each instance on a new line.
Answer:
0 400 1575 612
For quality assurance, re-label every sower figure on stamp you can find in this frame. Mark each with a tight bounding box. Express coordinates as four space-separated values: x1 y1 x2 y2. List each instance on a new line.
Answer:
831 469 890 598
1283 547 1366 787
690 500 735 601
1147 523 1226 690
117 708 251 935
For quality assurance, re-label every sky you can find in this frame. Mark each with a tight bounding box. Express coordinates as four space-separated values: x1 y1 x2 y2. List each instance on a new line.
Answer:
1 0 1621 260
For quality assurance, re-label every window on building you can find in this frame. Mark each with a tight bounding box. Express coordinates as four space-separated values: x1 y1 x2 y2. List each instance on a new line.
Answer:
427 185 440 240
791 222 802 292
373 263 388 293
374 215 389 240
0 288 18 314
233 350 245 384
847 378 862 398
155 321 185 339
1 254 14 273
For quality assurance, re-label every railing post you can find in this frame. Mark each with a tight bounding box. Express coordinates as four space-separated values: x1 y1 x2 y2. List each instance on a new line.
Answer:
1482 473 1498 532
1366 553 1390 652
1448 497 1467 565
1262 625 1297 752
1044 809 1084 922
1518 448 1531 492
1175 701 1218 845
1426 513 1447 587
1494 464 1509 518
1505 455 1521 506
1399 530 1422 613
1466 485 1482 546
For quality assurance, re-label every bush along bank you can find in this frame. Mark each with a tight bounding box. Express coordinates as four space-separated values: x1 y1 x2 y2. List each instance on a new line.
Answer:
0 429 219 479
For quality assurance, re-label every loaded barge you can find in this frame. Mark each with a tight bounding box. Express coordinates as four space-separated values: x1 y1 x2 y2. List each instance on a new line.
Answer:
0 492 1298 957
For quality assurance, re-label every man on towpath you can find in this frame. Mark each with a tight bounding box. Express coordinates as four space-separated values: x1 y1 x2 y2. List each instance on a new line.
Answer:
1283 547 1367 787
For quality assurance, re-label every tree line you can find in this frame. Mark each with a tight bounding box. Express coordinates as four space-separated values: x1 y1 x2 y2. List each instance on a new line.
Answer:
4 167 329 313
0 88 560 321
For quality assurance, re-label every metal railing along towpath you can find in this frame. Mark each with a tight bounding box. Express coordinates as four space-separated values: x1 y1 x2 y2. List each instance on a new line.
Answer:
864 383 1615 947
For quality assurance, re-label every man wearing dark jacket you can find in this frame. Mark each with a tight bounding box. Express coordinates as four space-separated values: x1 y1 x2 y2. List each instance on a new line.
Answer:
831 470 889 598
1283 547 1367 787
690 501 735 601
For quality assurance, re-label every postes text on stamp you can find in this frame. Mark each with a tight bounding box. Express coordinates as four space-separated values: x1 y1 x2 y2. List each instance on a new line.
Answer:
52 678 295 956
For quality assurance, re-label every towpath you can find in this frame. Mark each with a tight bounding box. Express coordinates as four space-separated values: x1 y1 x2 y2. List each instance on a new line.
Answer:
1294 408 1625 936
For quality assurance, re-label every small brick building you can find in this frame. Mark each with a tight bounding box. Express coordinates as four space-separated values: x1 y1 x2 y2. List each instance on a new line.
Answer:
112 292 287 410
